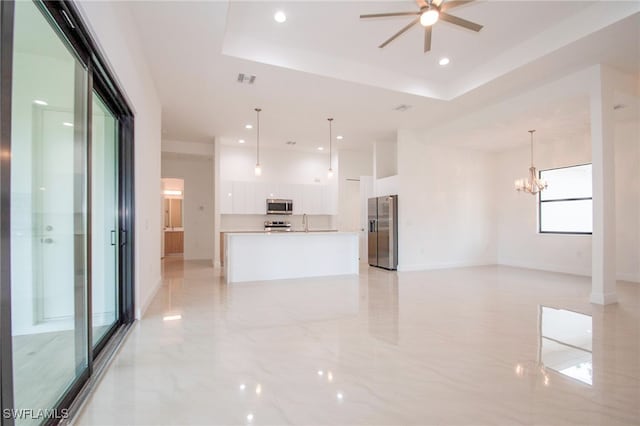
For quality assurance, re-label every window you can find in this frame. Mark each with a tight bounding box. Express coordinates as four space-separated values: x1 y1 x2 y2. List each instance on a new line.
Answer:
539 164 592 234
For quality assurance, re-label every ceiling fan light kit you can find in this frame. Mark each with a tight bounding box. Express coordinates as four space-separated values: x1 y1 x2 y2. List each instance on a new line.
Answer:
360 0 483 53
420 7 439 27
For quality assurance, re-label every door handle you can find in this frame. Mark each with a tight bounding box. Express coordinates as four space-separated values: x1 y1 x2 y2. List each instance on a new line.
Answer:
110 230 117 246
41 237 54 244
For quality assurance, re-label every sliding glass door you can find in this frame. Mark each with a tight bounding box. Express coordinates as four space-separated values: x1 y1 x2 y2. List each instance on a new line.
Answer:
0 1 135 424
91 91 119 349
10 1 89 423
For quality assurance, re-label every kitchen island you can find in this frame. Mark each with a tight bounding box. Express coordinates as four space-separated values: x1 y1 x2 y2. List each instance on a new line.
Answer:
224 231 359 283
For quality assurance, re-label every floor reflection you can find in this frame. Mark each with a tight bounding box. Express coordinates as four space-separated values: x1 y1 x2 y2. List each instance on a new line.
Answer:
539 306 593 385
367 270 399 345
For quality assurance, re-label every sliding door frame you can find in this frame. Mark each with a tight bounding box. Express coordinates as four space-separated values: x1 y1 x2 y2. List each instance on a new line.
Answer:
0 0 15 420
0 0 136 424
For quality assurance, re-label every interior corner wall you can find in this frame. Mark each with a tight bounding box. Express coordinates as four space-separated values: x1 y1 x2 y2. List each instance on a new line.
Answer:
396 130 498 271
337 149 373 232
76 1 163 319
374 140 397 179
162 153 215 262
495 120 639 282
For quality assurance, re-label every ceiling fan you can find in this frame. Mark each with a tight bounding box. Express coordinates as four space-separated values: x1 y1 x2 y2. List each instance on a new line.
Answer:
360 0 483 53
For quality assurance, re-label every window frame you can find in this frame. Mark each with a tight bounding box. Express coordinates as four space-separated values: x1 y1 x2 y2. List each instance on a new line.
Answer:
538 163 593 235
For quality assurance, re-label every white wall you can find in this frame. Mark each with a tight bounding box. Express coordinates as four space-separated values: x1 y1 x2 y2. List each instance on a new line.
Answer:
220 144 336 185
396 129 498 271
496 120 640 282
374 140 397 179
77 1 162 318
162 153 215 262
337 149 373 232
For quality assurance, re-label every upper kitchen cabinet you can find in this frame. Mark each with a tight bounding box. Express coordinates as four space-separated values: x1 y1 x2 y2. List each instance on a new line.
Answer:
221 180 336 215
220 181 233 214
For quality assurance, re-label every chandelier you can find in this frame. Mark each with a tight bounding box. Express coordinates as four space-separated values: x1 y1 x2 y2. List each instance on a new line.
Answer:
514 130 547 194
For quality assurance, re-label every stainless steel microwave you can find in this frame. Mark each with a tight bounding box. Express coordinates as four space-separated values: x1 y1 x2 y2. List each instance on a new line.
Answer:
266 199 293 215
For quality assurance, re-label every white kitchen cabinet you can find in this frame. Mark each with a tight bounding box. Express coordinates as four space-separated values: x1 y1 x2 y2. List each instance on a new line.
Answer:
290 184 304 215
244 182 257 214
220 181 233 214
221 180 336 215
232 181 247 214
302 185 322 214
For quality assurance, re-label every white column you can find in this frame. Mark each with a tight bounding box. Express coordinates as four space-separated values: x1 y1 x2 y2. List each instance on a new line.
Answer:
590 65 617 305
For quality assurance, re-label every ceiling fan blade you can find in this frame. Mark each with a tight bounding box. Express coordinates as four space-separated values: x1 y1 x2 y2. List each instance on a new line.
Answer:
424 26 432 53
415 0 428 7
439 12 483 32
441 1 475 12
378 17 420 48
360 11 420 19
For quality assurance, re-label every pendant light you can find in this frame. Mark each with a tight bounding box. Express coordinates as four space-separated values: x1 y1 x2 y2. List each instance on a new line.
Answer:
327 118 334 179
514 130 547 194
254 108 262 176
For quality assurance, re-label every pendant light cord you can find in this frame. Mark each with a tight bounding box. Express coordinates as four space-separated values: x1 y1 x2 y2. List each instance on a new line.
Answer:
328 118 333 170
255 108 261 164
529 129 535 168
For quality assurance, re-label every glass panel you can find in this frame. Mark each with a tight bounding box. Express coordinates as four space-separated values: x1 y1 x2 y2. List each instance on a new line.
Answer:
540 164 592 201
10 1 88 423
91 92 118 347
540 199 592 233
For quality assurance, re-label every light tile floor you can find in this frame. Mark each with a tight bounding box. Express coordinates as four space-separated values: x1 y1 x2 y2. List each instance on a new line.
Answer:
76 259 639 425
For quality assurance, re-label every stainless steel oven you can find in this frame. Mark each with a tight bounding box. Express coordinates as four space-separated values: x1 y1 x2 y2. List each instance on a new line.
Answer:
266 199 293 215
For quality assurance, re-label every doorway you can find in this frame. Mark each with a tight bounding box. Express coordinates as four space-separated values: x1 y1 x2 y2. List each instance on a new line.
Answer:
162 178 184 256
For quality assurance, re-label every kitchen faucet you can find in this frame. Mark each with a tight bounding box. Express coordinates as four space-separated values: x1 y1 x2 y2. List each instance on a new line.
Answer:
302 213 309 232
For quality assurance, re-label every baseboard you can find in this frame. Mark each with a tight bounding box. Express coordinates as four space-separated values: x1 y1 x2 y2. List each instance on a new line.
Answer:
499 259 640 283
397 260 494 272
617 272 640 283
590 291 618 305
498 258 591 278
136 277 163 320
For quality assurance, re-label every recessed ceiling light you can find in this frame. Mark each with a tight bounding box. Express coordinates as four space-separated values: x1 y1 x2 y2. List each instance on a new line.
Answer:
238 139 245 144
274 11 287 23
33 99 48 106
317 146 324 151
439 57 450 66
245 124 253 129
336 135 343 140
62 122 73 127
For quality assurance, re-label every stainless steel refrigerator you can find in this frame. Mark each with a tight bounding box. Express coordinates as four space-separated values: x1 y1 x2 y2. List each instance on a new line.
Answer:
368 195 398 270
